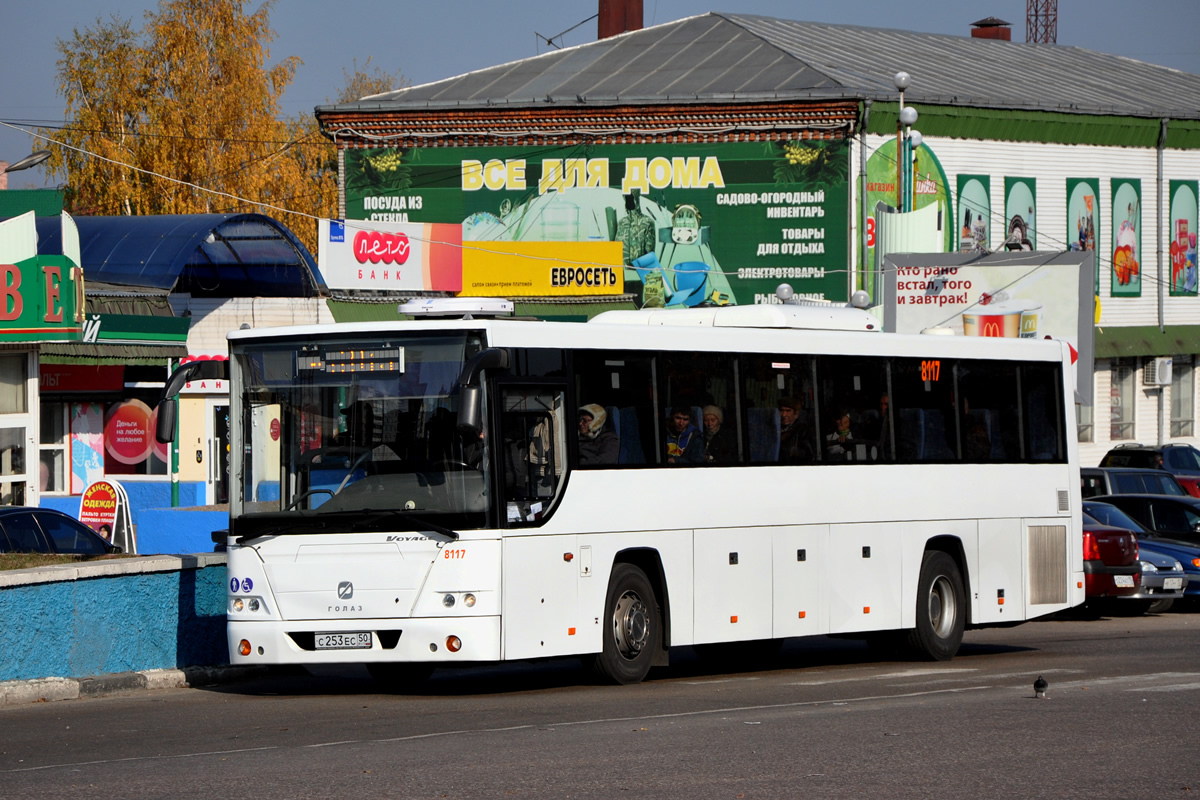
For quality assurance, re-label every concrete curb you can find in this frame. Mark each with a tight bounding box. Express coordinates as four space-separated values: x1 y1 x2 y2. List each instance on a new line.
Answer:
0 665 266 707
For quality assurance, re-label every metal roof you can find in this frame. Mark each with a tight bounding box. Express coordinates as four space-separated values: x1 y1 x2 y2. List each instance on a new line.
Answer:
317 12 1200 121
33 213 325 297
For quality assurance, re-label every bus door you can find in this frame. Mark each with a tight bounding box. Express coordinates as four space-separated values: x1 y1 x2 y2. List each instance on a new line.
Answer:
495 383 567 526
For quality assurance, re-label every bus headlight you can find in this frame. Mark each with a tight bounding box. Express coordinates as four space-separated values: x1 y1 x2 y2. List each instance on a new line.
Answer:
463 593 477 608
443 594 456 608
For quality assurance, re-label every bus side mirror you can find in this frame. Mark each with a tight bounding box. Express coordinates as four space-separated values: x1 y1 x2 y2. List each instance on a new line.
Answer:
156 360 230 443
457 348 510 434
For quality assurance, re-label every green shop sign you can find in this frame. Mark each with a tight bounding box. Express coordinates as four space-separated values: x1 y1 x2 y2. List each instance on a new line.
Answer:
0 255 83 342
343 140 851 305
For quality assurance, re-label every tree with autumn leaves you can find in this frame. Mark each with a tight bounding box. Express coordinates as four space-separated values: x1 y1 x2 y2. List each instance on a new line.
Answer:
39 0 401 256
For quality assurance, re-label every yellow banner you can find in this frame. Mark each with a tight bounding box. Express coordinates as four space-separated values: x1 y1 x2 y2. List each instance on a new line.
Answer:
459 241 623 297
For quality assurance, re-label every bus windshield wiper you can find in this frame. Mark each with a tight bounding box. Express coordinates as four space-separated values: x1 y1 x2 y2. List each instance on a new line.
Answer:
353 508 460 541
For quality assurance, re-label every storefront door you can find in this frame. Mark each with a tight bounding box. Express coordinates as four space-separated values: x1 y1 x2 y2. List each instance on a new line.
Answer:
205 398 230 505
0 352 37 507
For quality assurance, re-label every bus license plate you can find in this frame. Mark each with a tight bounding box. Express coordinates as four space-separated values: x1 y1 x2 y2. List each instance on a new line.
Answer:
1163 578 1183 590
1114 575 1134 588
315 632 372 650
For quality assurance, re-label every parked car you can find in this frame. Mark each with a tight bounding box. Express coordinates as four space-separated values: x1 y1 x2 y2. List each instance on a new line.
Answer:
1092 493 1200 546
1132 546 1191 613
1084 499 1200 607
0 507 121 555
1080 510 1141 604
1081 466 1189 498
1100 443 1200 497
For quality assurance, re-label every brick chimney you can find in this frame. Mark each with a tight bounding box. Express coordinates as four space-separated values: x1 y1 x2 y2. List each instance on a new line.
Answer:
598 0 643 40
970 17 1012 41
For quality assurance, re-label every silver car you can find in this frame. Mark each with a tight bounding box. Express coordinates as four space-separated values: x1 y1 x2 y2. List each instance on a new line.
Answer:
1121 545 1189 614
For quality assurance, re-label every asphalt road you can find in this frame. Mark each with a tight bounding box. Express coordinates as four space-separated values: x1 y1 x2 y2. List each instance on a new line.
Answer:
3 611 1199 799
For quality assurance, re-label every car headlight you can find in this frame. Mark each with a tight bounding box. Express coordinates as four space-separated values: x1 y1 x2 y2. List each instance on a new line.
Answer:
1175 561 1184 571
1140 561 1158 572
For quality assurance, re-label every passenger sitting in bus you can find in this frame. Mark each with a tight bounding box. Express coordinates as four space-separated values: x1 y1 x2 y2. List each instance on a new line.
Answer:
825 409 855 460
666 406 704 464
702 405 736 464
578 404 618 466
778 397 813 464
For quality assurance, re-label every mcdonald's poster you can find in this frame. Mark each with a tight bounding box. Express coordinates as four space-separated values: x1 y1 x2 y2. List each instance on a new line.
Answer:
1066 178 1100 294
955 174 990 254
341 140 851 306
1111 178 1142 297
882 251 1095 405
1168 180 1198 296
1004 177 1037 250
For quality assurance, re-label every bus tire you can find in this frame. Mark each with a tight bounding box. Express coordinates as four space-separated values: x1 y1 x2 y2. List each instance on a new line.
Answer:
589 563 660 685
904 550 964 661
367 662 434 690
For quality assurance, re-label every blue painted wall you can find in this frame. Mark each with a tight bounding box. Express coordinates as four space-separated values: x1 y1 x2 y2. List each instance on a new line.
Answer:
0 558 227 682
41 483 225 555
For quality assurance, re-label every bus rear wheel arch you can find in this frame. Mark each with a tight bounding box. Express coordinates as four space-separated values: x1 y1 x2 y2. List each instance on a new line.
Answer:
588 563 662 685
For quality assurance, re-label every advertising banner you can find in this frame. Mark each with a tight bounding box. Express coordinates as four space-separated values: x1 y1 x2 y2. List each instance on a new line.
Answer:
1004 177 1037 250
317 218 463 292
882 251 1095 404
1111 178 1142 297
343 140 851 305
956 174 990 254
78 478 135 553
864 140 954 269
1066 178 1100 294
461 240 623 296
1169 180 1198 296
70 402 104 495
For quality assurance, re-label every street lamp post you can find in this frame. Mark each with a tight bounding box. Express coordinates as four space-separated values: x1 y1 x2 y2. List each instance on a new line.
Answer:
892 72 910 211
0 149 51 190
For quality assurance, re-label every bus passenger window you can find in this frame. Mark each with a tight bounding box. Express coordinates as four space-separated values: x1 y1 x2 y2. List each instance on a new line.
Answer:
573 351 656 466
741 355 817 464
659 352 740 465
891 357 958 462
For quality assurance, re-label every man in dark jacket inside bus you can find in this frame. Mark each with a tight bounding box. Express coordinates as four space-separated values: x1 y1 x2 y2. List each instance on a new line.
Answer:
578 404 619 466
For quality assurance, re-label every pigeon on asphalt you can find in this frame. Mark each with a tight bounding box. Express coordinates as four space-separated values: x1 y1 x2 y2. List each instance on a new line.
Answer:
1033 676 1048 699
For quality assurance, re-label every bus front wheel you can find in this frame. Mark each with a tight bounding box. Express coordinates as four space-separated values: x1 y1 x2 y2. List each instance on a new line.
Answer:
904 550 965 661
589 563 660 685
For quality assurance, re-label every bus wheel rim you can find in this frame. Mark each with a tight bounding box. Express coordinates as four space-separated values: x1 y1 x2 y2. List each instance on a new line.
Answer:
613 590 649 660
929 575 956 638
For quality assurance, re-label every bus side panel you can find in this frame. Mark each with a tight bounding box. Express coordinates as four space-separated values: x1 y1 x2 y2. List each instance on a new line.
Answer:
974 519 1024 624
828 523 904 634
501 534 580 661
579 529 695 648
771 525 829 639
694 528 773 644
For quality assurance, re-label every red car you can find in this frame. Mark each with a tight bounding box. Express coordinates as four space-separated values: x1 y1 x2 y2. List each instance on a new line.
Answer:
1082 512 1141 601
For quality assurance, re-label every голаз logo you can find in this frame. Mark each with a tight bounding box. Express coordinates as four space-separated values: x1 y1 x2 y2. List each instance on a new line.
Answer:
337 581 354 599
353 230 410 265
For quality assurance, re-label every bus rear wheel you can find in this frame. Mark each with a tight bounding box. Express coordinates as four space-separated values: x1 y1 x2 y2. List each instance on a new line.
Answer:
904 550 964 661
589 563 660 685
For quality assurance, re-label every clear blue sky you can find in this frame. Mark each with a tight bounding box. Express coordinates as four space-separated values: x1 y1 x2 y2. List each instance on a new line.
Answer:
3 0 1198 189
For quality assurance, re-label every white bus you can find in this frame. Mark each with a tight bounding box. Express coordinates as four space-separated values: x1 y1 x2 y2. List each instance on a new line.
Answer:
159 302 1083 685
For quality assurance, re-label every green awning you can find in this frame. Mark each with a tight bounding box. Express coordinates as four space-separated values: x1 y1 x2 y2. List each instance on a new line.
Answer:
326 299 403 323
38 342 187 365
1093 325 1200 358
867 104 1200 149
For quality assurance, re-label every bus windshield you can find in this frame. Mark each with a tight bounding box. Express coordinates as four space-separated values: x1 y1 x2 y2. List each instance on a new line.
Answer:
232 331 488 536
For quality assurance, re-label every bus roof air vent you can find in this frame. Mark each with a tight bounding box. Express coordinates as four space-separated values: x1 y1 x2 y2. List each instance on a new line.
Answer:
399 298 514 319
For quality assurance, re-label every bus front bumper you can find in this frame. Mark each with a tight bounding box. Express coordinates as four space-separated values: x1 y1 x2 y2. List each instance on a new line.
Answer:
227 616 502 665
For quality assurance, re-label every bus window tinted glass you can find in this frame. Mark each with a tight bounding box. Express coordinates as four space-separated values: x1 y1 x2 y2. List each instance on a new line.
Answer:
1022 363 1065 461
573 351 656 466
741 355 818 464
815 355 890 462
892 357 958 461
660 352 739 465
956 360 1020 461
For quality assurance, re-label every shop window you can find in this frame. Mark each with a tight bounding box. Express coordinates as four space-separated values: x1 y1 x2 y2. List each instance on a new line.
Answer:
1077 403 1094 443
39 403 68 494
0 355 28 413
1109 358 1135 441
102 397 168 476
1170 356 1194 438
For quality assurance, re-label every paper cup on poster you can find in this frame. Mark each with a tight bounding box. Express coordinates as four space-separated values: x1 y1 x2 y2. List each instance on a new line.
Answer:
962 302 1024 338
1018 302 1043 339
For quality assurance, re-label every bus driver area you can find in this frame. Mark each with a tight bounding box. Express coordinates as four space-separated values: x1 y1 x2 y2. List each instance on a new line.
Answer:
161 299 1083 686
